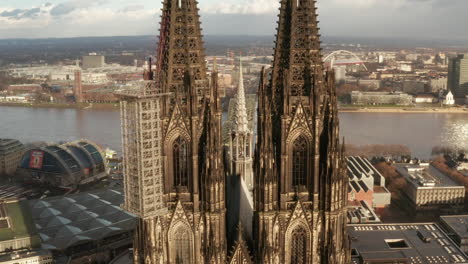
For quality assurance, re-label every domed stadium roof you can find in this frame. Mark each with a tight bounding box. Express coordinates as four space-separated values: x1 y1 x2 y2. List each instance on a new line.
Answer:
19 139 106 188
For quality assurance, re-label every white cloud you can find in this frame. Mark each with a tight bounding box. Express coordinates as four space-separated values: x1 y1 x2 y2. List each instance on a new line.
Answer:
201 0 279 15
0 2 159 37
0 0 467 39
0 4 53 29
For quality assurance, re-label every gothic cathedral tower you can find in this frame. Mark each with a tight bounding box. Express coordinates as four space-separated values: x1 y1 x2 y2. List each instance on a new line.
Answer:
119 0 226 263
229 58 254 190
254 0 350 263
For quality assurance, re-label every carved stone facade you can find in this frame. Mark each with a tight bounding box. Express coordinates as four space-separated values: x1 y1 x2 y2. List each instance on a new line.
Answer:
119 0 226 263
253 0 350 263
228 226 253 264
120 0 350 263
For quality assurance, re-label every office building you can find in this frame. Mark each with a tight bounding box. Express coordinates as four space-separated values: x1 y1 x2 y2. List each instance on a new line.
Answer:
448 54 468 100
82 55 105 69
0 139 25 177
395 163 465 213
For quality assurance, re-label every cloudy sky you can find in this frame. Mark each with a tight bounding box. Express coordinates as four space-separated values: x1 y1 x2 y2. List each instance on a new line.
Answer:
0 0 467 39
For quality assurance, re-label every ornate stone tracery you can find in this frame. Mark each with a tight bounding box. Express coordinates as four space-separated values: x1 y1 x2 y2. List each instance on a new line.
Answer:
254 0 350 263
292 136 308 187
120 0 226 263
173 136 189 188
290 226 307 264
121 0 350 263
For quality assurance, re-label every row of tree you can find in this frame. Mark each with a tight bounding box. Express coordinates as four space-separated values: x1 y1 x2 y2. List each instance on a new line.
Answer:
431 156 468 187
373 161 408 201
0 71 31 91
345 144 411 159
431 146 467 160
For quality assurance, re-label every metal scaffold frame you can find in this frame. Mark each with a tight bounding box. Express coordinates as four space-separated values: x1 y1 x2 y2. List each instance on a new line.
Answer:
120 91 167 218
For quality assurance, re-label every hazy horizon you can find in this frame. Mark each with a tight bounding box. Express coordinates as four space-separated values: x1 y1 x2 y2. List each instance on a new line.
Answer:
1 0 468 40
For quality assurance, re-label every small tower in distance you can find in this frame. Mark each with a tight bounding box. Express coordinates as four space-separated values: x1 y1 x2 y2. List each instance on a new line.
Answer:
73 70 83 103
229 58 254 190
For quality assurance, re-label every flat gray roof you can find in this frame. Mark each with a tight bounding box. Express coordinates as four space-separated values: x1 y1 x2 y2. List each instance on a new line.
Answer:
441 215 468 239
349 223 468 264
395 163 462 188
0 138 24 154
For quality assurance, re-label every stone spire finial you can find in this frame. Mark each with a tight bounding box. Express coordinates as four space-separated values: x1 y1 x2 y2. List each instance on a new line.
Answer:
232 57 249 134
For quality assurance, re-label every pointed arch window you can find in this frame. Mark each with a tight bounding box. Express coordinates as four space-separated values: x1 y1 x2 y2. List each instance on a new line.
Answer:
246 137 251 158
173 137 189 187
292 136 308 187
291 226 307 264
174 227 192 264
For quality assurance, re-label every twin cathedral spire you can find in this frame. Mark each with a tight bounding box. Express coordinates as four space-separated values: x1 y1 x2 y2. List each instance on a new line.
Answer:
119 0 350 263
254 0 350 262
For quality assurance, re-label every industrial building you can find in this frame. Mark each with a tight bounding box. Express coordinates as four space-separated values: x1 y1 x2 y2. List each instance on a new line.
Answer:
350 91 414 105
9 64 138 83
0 200 53 264
0 94 31 103
414 93 439 104
349 223 468 263
448 54 468 100
0 139 25 177
395 163 465 214
357 79 381 90
7 84 42 93
17 140 106 188
28 189 136 264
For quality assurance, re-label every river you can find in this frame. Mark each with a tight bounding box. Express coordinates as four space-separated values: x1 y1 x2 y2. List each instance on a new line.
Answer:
0 106 467 159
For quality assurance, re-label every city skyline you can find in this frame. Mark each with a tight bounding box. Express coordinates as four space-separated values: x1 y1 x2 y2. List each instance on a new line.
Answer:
1 0 468 40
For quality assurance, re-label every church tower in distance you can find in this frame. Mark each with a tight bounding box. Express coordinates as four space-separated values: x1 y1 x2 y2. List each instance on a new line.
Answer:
119 0 226 263
254 0 350 263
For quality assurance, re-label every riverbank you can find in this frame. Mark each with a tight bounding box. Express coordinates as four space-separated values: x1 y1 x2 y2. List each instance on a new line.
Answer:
1 102 467 113
0 102 119 110
339 107 468 113
1 106 466 159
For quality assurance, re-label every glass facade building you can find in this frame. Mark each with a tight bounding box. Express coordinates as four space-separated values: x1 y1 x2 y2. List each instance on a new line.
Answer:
448 54 468 99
